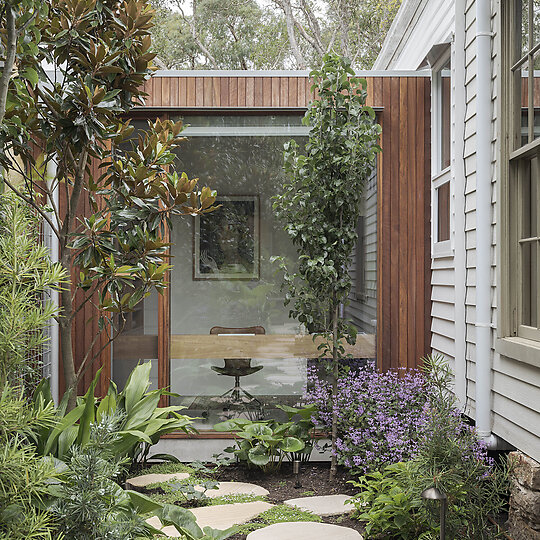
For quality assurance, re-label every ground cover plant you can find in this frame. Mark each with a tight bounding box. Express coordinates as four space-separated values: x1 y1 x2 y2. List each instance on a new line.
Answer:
273 52 380 478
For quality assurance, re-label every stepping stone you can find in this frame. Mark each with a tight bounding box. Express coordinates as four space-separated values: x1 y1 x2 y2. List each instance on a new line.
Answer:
196 481 269 498
284 494 355 516
190 501 273 530
247 521 363 539
126 472 190 489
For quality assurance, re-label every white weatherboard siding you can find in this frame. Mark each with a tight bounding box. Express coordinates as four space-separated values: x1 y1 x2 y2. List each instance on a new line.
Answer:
376 0 540 460
346 171 377 336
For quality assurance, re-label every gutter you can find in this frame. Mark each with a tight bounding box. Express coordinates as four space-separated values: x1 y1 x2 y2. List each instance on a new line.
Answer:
474 0 493 445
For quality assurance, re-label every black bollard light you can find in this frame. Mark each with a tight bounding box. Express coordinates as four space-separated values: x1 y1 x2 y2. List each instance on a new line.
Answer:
421 486 447 540
293 460 301 488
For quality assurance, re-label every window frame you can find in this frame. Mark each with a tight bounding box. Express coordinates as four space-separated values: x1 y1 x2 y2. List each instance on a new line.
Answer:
431 50 454 258
500 0 540 349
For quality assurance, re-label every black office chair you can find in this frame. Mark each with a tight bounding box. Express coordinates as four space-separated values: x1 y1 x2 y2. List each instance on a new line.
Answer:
210 326 265 404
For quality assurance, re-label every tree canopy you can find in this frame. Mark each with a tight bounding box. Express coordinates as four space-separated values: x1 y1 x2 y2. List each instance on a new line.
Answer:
150 0 402 70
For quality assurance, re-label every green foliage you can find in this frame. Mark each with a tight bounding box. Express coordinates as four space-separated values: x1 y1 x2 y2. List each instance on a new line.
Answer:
348 356 510 539
273 53 380 474
34 363 195 463
0 193 66 390
348 462 428 539
273 53 380 336
0 385 58 539
238 503 322 534
49 414 153 540
276 404 317 462
214 418 305 472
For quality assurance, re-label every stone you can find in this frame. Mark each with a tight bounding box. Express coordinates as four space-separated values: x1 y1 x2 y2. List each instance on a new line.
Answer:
196 481 269 499
126 472 190 489
246 521 363 539
284 494 355 516
189 501 273 530
510 451 540 491
509 480 540 529
507 516 540 540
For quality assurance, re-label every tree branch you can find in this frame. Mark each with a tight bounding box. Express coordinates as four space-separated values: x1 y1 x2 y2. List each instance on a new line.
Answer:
273 0 306 69
1 176 61 239
0 5 18 123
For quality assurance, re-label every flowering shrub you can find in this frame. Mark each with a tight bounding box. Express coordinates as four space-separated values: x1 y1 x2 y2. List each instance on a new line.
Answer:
304 363 429 474
347 356 509 539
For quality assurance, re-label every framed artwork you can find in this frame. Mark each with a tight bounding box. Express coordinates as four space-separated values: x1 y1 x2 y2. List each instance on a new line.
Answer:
193 195 260 280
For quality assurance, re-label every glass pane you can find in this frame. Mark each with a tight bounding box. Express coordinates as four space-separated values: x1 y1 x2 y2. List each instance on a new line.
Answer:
437 181 451 242
439 59 451 170
521 163 538 239
534 0 540 47
168 115 310 428
521 241 538 327
112 288 158 390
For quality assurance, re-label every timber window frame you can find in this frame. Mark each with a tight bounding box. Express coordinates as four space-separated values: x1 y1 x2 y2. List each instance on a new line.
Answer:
501 0 540 346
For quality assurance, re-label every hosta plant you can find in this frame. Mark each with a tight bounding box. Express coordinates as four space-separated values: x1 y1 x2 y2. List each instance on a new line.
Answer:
214 418 304 472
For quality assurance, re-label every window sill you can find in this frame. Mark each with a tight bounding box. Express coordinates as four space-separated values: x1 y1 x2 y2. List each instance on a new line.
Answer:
496 336 540 368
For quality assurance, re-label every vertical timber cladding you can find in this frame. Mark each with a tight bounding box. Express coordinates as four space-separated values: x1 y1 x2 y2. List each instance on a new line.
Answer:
70 72 431 397
140 72 432 372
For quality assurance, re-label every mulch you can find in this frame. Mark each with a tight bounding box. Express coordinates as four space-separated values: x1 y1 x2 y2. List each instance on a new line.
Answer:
213 461 365 539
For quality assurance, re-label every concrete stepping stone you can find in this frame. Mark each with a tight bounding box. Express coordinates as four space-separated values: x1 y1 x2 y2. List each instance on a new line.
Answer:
196 481 269 499
284 494 355 516
126 472 190 489
190 501 273 530
247 521 363 539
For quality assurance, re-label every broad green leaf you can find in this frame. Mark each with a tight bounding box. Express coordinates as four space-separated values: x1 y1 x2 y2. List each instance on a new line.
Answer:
278 436 305 453
43 404 85 456
121 362 151 414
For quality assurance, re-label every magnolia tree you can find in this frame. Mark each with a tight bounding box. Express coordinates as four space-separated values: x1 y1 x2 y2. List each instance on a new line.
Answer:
0 0 217 409
273 53 381 478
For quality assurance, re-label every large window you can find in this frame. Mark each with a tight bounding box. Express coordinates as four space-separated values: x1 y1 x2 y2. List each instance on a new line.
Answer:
505 0 540 341
168 114 309 428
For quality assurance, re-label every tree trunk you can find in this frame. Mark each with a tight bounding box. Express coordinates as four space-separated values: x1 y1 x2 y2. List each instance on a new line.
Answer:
329 302 340 480
279 0 306 69
0 6 18 123
59 252 77 411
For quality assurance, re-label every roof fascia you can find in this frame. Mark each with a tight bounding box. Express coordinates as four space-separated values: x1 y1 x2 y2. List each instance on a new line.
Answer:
373 0 427 70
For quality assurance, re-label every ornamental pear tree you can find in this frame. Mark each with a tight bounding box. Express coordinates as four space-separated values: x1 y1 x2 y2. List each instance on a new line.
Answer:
273 53 381 478
0 0 218 410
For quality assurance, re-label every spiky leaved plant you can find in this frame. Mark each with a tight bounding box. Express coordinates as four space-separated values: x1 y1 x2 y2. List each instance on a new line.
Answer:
0 192 66 392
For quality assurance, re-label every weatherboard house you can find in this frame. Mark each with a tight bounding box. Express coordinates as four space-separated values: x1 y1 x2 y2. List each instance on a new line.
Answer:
43 1 540 534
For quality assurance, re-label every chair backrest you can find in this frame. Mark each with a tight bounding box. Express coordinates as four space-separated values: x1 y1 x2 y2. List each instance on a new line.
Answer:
209 326 266 335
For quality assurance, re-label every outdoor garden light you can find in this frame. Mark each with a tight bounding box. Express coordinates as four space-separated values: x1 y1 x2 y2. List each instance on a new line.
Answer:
293 460 301 488
421 486 447 540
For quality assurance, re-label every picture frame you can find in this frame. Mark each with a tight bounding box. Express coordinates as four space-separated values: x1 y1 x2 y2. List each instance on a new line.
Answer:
193 195 260 280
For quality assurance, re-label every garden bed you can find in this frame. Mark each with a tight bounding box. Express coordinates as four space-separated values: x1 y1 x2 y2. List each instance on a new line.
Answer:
138 460 365 539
